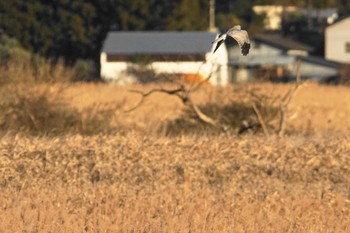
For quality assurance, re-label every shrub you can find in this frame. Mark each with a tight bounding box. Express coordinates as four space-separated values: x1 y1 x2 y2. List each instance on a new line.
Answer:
73 59 96 82
0 34 92 84
0 84 122 135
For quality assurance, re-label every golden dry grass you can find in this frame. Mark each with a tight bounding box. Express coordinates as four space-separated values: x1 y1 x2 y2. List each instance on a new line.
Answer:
1 82 350 232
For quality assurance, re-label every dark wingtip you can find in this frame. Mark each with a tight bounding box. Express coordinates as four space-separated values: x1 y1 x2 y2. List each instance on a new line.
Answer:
213 40 223 53
241 42 250 56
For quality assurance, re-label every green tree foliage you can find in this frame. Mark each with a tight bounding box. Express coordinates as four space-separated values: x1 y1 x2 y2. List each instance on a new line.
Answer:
216 0 253 20
166 0 208 30
339 0 350 16
0 0 183 67
0 34 32 72
0 0 97 64
216 13 242 29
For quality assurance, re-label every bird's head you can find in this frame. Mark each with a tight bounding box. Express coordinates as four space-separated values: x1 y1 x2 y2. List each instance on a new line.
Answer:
232 25 241 30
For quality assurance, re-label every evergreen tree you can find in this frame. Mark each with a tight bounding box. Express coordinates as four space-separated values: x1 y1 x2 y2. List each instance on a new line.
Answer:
0 0 178 66
166 0 208 30
0 0 97 64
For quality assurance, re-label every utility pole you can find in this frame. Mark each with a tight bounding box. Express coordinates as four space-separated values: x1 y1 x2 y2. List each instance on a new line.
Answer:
209 0 216 32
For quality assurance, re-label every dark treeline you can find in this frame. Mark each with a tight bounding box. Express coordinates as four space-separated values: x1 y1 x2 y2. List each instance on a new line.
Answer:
0 0 348 75
0 0 207 67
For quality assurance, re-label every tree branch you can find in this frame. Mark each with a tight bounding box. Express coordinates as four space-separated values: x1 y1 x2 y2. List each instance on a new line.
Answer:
278 59 304 136
125 87 185 112
126 86 217 126
252 103 270 137
185 98 217 126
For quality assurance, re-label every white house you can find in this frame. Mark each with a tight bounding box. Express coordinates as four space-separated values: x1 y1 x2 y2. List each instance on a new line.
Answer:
228 34 339 83
100 31 229 85
325 17 350 64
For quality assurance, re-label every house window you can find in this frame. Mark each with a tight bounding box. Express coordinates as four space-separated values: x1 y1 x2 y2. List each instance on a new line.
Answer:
346 42 350 53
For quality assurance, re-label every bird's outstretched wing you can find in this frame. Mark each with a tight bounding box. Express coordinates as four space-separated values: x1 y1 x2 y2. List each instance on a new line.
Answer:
241 42 250 56
227 29 251 56
213 39 225 53
212 25 251 55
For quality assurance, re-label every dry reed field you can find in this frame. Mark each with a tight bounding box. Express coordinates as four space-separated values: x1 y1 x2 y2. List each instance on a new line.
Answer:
1 82 350 232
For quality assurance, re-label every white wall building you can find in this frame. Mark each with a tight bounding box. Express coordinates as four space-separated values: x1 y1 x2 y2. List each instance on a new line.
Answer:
325 17 350 64
100 31 229 85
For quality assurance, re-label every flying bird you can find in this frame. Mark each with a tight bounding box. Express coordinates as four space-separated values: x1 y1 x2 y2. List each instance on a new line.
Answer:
212 25 250 56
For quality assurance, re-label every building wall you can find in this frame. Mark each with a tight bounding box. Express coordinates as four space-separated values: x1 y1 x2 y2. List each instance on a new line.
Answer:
207 41 229 85
229 41 282 61
299 62 338 81
326 17 350 64
100 44 229 85
227 40 338 83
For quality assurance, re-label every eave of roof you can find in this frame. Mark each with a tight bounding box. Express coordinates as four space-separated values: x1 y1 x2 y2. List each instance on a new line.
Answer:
102 31 217 54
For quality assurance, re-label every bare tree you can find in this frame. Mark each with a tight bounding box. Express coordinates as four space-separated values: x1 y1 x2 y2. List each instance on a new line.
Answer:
277 59 304 136
127 57 305 136
238 59 305 137
126 60 219 126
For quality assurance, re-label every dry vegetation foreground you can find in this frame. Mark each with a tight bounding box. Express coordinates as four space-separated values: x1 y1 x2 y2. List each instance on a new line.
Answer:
0 82 350 232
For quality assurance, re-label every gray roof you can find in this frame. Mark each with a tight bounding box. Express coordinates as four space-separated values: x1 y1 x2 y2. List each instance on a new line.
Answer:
101 31 217 54
254 34 313 52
